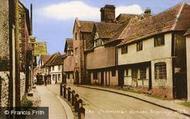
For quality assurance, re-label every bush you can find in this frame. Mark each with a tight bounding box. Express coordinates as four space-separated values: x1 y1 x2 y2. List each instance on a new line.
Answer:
21 96 33 107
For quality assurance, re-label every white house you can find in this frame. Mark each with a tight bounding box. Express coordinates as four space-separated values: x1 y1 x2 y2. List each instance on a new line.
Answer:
117 3 190 99
43 53 65 84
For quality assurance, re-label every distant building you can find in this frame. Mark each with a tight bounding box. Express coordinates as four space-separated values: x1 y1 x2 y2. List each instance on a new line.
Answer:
63 39 75 84
42 53 65 84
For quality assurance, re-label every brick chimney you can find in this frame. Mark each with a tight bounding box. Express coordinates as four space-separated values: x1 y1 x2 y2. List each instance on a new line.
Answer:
100 5 115 23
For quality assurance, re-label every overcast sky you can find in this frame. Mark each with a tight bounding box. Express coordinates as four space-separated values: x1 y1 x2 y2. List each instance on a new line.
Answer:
20 0 185 54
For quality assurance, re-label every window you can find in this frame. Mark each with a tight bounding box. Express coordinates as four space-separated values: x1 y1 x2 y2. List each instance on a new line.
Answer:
58 65 61 71
52 66 54 71
140 68 146 79
132 69 138 79
155 62 167 79
125 69 129 77
154 35 165 47
112 70 116 76
121 45 128 54
136 41 143 51
58 74 61 80
93 72 97 79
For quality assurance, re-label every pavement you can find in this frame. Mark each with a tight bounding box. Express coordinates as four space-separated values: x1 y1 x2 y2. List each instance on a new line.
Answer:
36 85 74 119
66 84 190 119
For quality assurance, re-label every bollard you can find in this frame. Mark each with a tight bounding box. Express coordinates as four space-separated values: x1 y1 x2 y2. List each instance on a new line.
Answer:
63 85 66 98
78 107 85 119
74 94 79 112
60 84 63 96
71 90 75 105
78 99 83 108
67 87 71 101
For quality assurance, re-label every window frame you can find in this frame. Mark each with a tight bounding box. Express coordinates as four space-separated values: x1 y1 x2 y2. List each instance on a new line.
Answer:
155 62 167 80
121 45 128 54
154 34 165 47
140 68 146 80
136 41 143 51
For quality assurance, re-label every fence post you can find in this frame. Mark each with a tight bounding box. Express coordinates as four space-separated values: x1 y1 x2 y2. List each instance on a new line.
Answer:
71 90 75 105
63 85 66 98
74 94 79 112
68 87 71 101
78 106 85 119
60 83 63 96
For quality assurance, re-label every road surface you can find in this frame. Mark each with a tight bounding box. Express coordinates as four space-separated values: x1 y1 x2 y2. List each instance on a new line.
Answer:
67 85 189 119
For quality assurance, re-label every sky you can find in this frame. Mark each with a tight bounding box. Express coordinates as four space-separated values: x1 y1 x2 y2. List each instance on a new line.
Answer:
20 0 186 55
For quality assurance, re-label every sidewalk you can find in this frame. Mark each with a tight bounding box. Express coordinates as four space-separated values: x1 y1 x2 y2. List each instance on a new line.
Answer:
79 85 190 117
36 85 74 119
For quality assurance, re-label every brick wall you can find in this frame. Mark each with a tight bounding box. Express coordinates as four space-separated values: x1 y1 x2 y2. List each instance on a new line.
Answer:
0 0 10 107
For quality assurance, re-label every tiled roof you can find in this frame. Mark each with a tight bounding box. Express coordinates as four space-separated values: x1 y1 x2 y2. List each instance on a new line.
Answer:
50 54 65 66
94 22 122 39
78 20 95 32
43 53 65 67
116 14 139 24
118 2 190 46
41 55 51 64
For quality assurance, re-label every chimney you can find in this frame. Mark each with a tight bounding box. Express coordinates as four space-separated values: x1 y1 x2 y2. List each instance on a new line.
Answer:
144 8 151 17
100 5 115 23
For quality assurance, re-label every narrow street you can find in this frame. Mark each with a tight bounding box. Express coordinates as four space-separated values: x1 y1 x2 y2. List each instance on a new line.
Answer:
63 84 189 119
36 85 70 119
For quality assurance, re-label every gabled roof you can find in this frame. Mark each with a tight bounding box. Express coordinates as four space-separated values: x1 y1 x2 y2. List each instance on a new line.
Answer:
118 2 190 46
42 52 65 67
50 54 65 66
78 20 95 32
41 55 51 64
73 18 95 33
94 22 122 39
64 38 73 52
